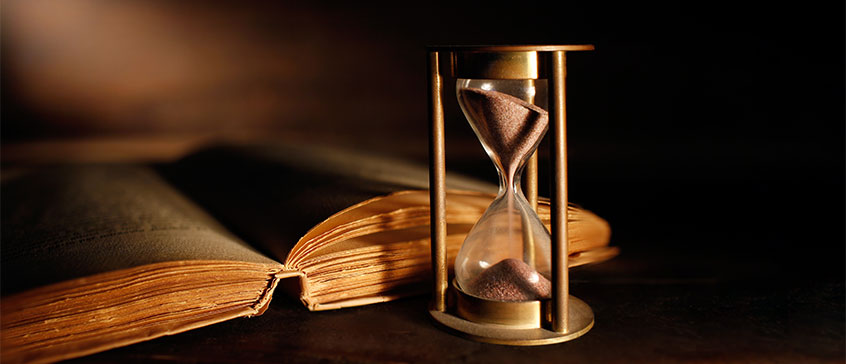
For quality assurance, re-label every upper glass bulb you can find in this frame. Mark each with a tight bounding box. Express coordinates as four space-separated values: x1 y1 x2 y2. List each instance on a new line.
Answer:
454 78 552 302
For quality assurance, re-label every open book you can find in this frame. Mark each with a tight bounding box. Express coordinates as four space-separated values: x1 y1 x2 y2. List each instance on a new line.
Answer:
1 143 616 363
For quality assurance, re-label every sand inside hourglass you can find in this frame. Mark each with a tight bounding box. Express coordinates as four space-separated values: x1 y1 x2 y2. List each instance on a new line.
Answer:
458 87 551 301
468 258 552 301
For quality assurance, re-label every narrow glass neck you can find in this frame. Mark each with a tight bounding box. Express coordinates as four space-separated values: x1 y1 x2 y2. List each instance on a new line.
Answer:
495 155 529 198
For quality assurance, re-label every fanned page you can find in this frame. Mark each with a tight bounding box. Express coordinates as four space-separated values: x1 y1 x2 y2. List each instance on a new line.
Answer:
1 165 283 364
288 190 615 310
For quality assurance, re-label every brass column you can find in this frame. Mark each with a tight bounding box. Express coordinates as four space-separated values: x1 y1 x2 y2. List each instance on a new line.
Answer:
428 50 448 312
523 79 539 268
526 152 538 210
549 50 569 333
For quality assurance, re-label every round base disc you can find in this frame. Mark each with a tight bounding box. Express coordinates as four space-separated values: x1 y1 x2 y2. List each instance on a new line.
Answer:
429 296 594 346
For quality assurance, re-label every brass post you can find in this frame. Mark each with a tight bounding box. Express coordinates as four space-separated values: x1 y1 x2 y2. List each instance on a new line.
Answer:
428 50 448 312
523 78 539 268
525 78 539 212
549 51 569 333
526 151 538 210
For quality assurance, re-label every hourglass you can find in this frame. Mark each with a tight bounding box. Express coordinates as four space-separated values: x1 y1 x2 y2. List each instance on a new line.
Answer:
427 45 594 345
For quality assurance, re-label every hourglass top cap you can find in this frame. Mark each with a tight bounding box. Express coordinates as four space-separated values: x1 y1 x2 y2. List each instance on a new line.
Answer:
426 45 595 52
427 45 594 80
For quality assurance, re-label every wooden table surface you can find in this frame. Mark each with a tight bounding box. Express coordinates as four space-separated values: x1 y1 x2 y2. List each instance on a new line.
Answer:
65 259 843 363
65 165 845 363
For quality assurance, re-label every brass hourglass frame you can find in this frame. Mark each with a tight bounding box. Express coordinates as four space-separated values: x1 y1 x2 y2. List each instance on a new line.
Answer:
427 45 594 345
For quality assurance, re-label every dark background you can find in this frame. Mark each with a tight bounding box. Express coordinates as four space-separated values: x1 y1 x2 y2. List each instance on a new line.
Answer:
3 0 844 362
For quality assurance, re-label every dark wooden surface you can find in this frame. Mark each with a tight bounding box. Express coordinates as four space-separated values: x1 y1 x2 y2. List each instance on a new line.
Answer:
66 259 844 364
66 171 845 363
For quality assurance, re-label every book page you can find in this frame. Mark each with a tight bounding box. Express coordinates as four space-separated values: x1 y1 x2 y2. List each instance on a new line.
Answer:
1 165 279 296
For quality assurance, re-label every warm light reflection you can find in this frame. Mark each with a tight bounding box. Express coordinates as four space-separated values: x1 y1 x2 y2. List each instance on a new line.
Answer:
2 0 418 142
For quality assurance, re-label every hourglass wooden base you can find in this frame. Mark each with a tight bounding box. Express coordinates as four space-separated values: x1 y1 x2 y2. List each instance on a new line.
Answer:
428 283 593 346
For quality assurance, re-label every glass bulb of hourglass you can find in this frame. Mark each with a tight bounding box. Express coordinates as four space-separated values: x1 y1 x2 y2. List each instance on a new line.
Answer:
454 78 552 302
